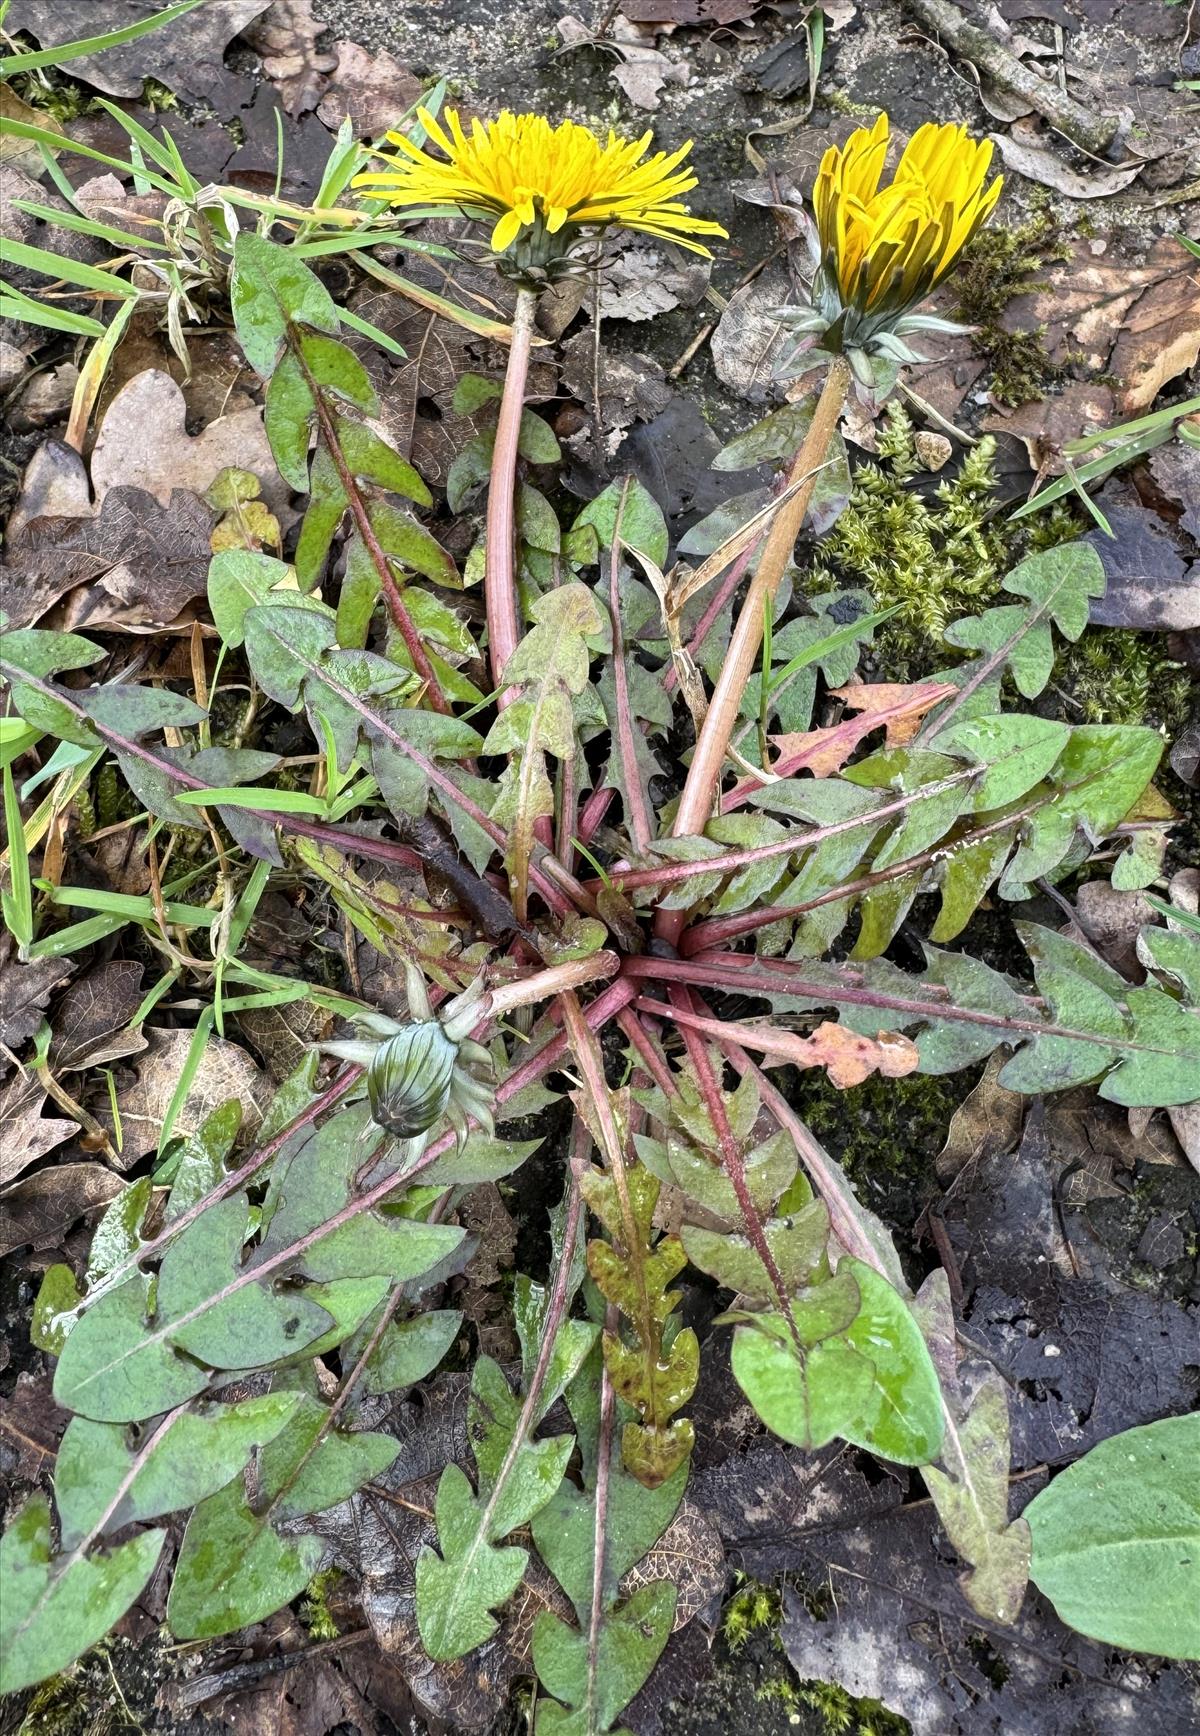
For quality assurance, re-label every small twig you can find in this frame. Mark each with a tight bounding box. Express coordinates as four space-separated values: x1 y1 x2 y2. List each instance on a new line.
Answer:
905 0 1119 156
173 1631 371 1710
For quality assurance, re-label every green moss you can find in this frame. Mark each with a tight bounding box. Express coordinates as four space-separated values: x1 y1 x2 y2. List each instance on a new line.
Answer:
9 71 96 123
300 1568 343 1640
796 1680 908 1736
824 89 877 119
807 402 1007 675
723 1578 782 1651
141 78 180 112
792 1067 965 1194
1058 630 1191 729
954 208 1072 405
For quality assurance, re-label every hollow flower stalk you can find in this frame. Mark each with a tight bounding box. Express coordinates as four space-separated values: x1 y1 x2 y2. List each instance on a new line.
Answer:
777 114 1002 386
355 108 727 279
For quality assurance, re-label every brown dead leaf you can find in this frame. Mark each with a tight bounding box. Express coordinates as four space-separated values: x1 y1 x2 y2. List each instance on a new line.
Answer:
620 1499 725 1628
8 364 79 433
455 1182 519 1361
711 266 791 403
91 369 288 516
557 16 689 111
12 484 216 631
1146 435 1200 540
0 1160 122 1257
1109 255 1200 413
14 1 266 106
48 960 148 1072
7 439 92 544
830 679 958 746
990 130 1143 199
99 1026 270 1163
0 938 73 1057
346 271 516 487
0 83 62 177
732 680 955 791
315 40 422 138
0 1071 77 1187
244 0 338 115
936 1052 1026 1184
725 1019 919 1088
981 381 1116 473
596 242 710 323
1084 504 1200 632
1073 881 1157 979
0 1370 69 1484
999 236 1199 429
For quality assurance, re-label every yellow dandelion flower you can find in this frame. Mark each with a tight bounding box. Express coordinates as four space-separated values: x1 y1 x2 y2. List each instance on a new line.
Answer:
354 108 727 275
815 114 1002 317
776 112 1002 388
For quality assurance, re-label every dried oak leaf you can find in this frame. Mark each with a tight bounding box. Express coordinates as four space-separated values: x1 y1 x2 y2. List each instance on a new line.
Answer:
1001 235 1192 381
939 1108 1199 1469
243 0 338 116
936 1053 1026 1184
91 369 288 516
346 264 518 488
0 1160 123 1258
315 40 422 139
0 1072 77 1189
6 439 92 544
1109 249 1200 413
596 241 710 323
14 1 267 106
1147 437 1200 541
711 266 791 402
99 1026 270 1163
12 484 216 632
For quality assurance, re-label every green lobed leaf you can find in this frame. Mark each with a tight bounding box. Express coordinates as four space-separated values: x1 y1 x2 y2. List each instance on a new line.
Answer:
208 549 332 648
230 233 340 379
54 1394 302 1548
416 1356 576 1661
0 1495 164 1695
531 1581 677 1736
53 1195 335 1422
167 1392 398 1639
1025 1415 1200 1659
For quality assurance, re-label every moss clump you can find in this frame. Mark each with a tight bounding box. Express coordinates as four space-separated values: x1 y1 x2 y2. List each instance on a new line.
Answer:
795 1679 908 1736
1058 629 1191 729
788 1062 965 1201
954 208 1072 405
9 71 95 123
723 1578 782 1651
141 78 180 112
300 1567 343 1640
807 403 1006 675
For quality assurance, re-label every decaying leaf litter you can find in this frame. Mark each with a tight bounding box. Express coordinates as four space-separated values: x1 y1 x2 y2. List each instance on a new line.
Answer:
0 0 1198 1733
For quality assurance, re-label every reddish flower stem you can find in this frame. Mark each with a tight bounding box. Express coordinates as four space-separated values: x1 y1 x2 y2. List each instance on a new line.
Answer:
486 284 538 695
655 356 852 947
294 337 449 712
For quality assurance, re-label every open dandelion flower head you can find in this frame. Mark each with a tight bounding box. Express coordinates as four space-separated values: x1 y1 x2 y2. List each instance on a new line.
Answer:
355 107 727 278
776 113 1002 387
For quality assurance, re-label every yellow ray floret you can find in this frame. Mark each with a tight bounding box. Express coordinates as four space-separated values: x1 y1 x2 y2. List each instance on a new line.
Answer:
355 108 728 258
814 114 1002 317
